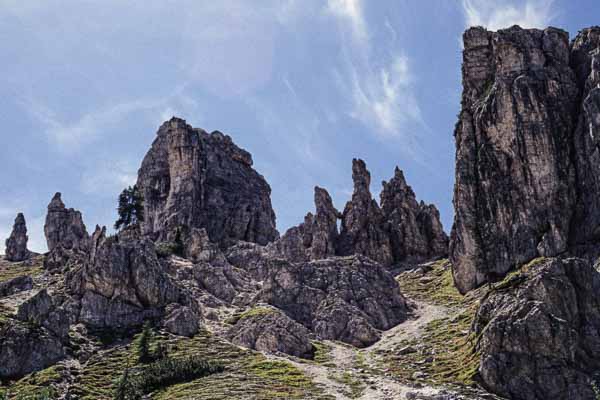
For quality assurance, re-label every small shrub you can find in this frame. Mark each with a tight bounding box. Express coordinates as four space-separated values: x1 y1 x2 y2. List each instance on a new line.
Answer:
114 356 223 398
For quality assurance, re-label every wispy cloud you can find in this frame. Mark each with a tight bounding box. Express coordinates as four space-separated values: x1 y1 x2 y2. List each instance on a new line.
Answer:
326 1 422 149
462 0 556 30
326 0 368 44
349 55 421 138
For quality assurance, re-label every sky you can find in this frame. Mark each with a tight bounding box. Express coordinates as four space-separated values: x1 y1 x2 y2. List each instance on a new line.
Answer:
0 0 599 253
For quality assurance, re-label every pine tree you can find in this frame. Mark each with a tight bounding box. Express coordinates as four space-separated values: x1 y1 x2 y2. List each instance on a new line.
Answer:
136 321 153 364
115 185 144 231
114 367 131 400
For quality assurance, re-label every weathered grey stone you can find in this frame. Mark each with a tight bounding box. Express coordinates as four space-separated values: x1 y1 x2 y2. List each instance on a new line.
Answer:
163 303 201 337
472 257 600 400
0 275 33 297
136 117 278 248
570 27 600 247
451 26 579 293
380 168 448 263
337 159 393 266
313 296 380 347
16 289 70 340
258 255 409 347
68 226 183 329
5 213 29 262
227 306 314 358
272 186 340 262
0 321 66 379
44 192 89 252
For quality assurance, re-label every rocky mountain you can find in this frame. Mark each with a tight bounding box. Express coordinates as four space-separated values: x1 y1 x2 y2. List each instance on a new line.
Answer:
4 24 600 400
451 25 600 293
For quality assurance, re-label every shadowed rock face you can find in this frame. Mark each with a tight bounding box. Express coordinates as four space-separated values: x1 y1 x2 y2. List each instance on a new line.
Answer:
451 26 579 293
570 27 600 245
136 117 278 249
337 159 394 266
473 257 600 400
5 213 29 262
380 168 448 263
271 186 341 262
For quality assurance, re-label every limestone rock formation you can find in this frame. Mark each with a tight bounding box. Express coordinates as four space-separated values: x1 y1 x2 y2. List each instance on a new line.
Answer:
451 26 579 293
5 213 29 262
272 186 340 262
136 117 278 248
258 255 409 347
0 321 66 379
570 27 600 246
337 159 393 266
67 226 183 328
17 289 70 340
380 168 448 263
472 257 600 399
44 193 89 253
227 306 314 359
163 303 201 337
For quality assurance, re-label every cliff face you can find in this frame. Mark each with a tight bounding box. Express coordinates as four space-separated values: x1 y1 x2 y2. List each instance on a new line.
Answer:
136 117 279 248
450 26 593 293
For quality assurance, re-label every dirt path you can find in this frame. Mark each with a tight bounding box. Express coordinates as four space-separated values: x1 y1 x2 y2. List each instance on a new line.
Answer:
285 300 454 400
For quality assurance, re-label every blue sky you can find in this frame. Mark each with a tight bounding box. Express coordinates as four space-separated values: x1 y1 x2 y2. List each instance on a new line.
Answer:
1 0 598 253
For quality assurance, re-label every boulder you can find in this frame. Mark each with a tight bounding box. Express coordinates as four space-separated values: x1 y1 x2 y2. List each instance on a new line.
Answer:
0 321 66 379
0 275 33 297
5 213 29 262
163 303 201 337
136 117 278 248
227 306 314 359
472 257 600 400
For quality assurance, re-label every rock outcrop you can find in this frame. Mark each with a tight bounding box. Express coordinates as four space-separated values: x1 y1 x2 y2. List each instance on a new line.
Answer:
44 193 89 253
472 257 600 399
67 226 183 329
337 159 394 266
451 26 580 293
227 306 314 359
0 321 66 379
5 213 29 262
0 275 33 297
272 187 340 262
162 303 201 337
258 255 409 347
380 168 448 263
136 117 278 249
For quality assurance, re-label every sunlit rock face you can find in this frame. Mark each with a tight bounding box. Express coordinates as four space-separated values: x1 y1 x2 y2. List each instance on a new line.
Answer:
136 117 279 249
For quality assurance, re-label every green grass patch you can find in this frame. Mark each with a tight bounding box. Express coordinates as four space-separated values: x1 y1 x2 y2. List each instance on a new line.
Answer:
0 257 43 284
